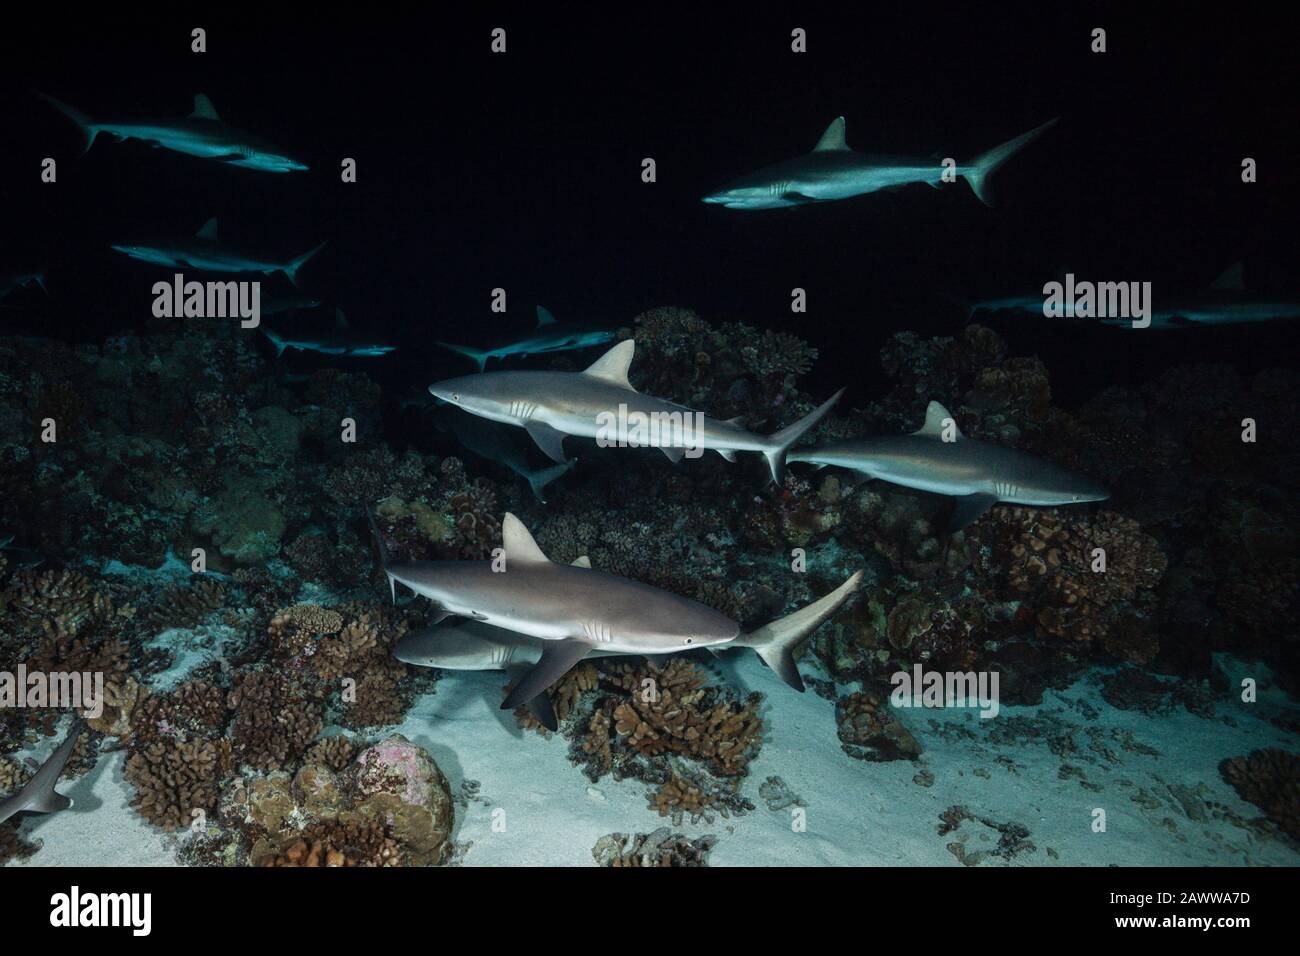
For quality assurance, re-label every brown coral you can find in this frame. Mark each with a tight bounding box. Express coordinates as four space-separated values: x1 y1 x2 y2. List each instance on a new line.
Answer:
1220 749 1300 840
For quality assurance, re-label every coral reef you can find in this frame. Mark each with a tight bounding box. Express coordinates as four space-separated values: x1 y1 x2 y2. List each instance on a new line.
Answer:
1219 749 1300 841
592 828 718 867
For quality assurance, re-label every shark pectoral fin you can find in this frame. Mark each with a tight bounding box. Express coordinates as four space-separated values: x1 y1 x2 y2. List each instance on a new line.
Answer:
525 422 570 464
948 493 998 533
501 639 593 713
781 191 817 205
661 446 684 463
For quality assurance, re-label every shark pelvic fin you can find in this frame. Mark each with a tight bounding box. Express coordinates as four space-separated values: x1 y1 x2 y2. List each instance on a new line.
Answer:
571 555 592 568
813 116 849 152
501 513 551 564
196 217 219 241
191 94 221 121
583 340 636 390
917 401 962 439
501 638 593 713
525 422 569 463
949 493 998 533
536 305 557 327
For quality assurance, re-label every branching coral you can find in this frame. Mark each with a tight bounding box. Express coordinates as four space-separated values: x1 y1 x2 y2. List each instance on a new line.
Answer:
124 738 232 831
592 828 718 867
227 671 322 771
836 690 923 762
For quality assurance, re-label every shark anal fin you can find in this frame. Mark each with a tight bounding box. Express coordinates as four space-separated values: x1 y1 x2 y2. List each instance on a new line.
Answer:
524 423 570 464
501 639 592 712
948 493 998 533
781 191 817 205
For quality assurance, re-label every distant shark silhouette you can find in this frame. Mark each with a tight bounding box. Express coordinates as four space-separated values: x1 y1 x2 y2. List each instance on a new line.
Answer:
262 308 396 358
703 116 1057 209
112 218 326 286
36 92 308 172
438 306 620 371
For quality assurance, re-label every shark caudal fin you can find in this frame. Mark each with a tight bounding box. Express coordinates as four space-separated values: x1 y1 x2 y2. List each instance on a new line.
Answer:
34 92 99 156
526 459 576 503
762 388 845 484
737 571 863 692
436 342 491 371
965 117 1058 207
364 503 397 603
283 241 327 286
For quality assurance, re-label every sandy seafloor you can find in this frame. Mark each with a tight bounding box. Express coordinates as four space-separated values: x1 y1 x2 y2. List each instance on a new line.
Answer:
9 633 1299 867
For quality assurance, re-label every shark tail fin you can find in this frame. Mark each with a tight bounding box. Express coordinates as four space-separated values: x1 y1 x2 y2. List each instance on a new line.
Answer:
284 241 327 286
526 459 576 503
364 503 397 603
965 117 1058 207
763 388 845 485
437 342 490 371
740 571 864 692
262 328 288 358
34 92 98 156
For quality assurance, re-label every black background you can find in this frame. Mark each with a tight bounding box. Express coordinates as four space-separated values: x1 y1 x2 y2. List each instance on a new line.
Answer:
0 6 1296 412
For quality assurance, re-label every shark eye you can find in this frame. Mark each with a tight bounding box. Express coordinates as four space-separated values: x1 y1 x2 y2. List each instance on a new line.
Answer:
683 637 694 645
452 393 460 402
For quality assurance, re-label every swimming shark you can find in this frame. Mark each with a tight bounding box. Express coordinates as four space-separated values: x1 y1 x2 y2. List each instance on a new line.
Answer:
429 339 843 483
262 309 396 358
702 116 1057 209
788 400 1108 531
438 306 620 371
432 405 575 502
260 289 323 316
36 92 308 173
0 720 83 825
394 569 863 729
370 507 859 718
112 218 326 286
0 273 46 304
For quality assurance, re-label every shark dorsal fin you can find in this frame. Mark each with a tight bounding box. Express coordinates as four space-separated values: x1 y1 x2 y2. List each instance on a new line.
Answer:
196 217 219 241
536 306 557 327
916 400 961 438
571 555 591 568
501 513 550 564
335 309 349 330
191 94 221 121
1210 262 1244 292
813 117 849 152
583 340 636 390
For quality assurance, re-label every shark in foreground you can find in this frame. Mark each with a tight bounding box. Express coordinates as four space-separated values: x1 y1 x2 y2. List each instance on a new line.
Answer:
371 508 860 721
789 401 1108 532
438 306 620 371
0 720 82 825
36 92 308 172
112 218 326 286
430 339 843 483
394 570 863 729
262 308 396 358
703 116 1057 209
432 405 575 502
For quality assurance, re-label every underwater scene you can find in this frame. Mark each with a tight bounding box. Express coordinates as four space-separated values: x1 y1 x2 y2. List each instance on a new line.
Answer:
0 9 1297 889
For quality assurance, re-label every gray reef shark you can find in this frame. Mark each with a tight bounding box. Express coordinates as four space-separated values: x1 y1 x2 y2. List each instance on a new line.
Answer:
789 400 1108 531
394 569 863 729
112 218 326 286
0 720 82 825
438 306 620 371
703 116 1057 209
370 507 859 722
36 92 308 172
263 308 396 358
429 339 843 483
432 405 575 502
